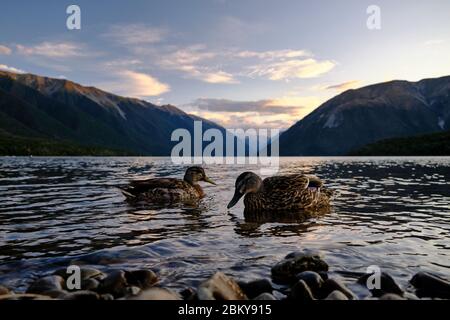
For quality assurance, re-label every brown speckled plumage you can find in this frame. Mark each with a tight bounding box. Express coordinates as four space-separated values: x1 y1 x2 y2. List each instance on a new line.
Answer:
228 172 333 212
119 167 215 204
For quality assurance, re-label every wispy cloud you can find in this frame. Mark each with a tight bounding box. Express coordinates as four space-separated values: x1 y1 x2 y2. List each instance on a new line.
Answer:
0 64 25 74
325 80 361 91
99 70 170 98
185 96 321 129
16 42 93 58
247 58 336 80
104 24 167 45
0 45 12 55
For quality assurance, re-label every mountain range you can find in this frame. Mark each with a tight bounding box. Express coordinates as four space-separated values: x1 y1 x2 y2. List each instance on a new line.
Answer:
1 71 449 156
279 76 450 155
0 70 224 156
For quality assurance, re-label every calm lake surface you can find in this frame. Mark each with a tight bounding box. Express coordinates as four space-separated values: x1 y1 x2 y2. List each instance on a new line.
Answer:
0 157 449 296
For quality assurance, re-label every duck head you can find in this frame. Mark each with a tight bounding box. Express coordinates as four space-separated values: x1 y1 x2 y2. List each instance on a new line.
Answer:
227 172 262 209
184 166 216 185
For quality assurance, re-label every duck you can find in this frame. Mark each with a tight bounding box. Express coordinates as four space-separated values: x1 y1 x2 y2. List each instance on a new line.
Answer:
119 166 216 203
227 172 333 212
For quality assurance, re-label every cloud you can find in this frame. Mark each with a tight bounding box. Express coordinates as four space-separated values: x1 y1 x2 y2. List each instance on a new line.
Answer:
236 49 309 60
16 42 91 58
99 70 170 98
424 39 445 46
247 58 336 80
0 64 25 74
185 96 322 129
104 24 167 45
325 80 361 91
0 45 12 55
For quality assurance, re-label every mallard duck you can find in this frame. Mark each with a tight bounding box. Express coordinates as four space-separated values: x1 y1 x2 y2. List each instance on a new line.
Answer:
227 172 333 212
120 167 216 203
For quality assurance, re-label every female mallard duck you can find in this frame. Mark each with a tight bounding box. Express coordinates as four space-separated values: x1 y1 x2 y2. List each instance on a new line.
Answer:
227 172 333 212
120 167 216 203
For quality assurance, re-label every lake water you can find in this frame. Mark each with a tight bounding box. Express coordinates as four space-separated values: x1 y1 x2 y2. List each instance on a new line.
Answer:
0 157 449 297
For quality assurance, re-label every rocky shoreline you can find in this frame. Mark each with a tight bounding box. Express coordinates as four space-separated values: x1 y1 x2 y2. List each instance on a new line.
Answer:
1 251 449 301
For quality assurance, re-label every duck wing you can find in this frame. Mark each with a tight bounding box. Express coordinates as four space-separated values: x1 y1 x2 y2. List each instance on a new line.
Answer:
121 178 190 197
260 174 326 209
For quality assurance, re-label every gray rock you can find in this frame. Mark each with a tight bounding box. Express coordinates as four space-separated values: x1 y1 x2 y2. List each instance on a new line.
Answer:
27 275 65 294
130 287 181 300
380 293 405 300
0 293 52 300
81 278 100 291
254 293 277 300
125 286 142 297
41 289 70 299
124 269 158 289
64 290 100 301
238 279 272 299
289 280 315 301
54 267 105 281
321 278 357 300
98 270 128 298
271 252 329 284
100 293 114 300
325 290 349 300
357 272 403 297
197 272 248 300
296 271 324 293
410 272 450 299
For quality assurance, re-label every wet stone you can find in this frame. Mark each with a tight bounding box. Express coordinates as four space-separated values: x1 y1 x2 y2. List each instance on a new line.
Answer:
130 287 181 300
271 252 329 284
410 272 450 299
27 275 65 294
0 293 52 300
100 293 114 300
320 278 357 300
380 293 405 300
64 290 100 301
197 272 247 300
81 278 100 291
325 290 349 300
296 271 324 293
238 279 273 299
289 280 315 301
357 272 403 297
124 270 158 289
254 293 277 300
180 288 197 300
54 267 105 282
98 270 128 298
41 289 70 299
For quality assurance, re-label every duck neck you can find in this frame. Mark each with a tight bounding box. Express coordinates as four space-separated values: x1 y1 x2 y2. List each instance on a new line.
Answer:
184 174 197 186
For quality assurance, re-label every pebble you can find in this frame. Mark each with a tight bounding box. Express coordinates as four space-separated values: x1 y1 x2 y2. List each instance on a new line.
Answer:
180 288 197 300
54 267 105 281
0 293 52 300
254 293 277 300
26 275 65 294
81 278 100 291
130 287 181 300
271 252 329 284
320 278 357 300
357 272 403 297
238 279 273 299
410 272 450 299
197 272 248 300
325 290 349 300
289 280 315 301
296 271 324 293
98 270 128 298
380 293 405 300
125 270 158 289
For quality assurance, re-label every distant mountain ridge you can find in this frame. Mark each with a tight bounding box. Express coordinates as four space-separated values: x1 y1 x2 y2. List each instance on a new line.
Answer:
279 76 450 156
0 71 225 155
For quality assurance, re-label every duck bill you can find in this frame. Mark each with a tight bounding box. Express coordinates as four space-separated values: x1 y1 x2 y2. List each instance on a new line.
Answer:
227 190 244 209
204 177 217 185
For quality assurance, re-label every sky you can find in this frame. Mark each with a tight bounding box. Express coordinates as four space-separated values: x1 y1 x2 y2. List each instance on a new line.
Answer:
1 0 450 129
